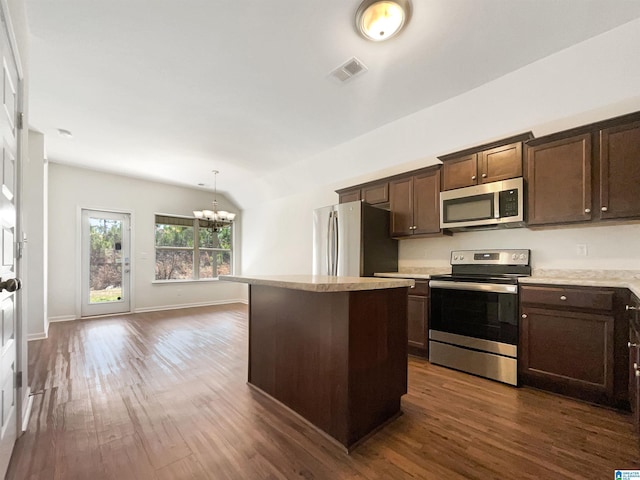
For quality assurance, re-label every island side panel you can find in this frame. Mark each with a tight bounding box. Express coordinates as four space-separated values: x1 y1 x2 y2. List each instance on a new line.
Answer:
248 285 351 445
347 287 408 447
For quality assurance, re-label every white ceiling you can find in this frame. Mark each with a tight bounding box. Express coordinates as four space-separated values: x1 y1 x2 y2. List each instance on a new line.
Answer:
25 1 640 207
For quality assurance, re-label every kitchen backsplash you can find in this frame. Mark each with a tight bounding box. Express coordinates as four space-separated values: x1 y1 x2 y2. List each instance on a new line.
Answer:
399 222 640 271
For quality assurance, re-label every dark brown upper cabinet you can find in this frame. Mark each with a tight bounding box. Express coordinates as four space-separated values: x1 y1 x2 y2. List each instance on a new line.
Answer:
439 133 532 191
338 188 361 204
599 120 640 220
526 112 640 226
336 180 388 206
389 167 441 238
527 134 592 225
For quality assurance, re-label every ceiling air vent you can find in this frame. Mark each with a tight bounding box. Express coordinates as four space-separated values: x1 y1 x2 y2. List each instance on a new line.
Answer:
329 57 368 84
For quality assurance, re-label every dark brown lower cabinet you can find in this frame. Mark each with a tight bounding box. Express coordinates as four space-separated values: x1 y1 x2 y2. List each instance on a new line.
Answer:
408 281 429 357
629 293 640 434
519 285 629 408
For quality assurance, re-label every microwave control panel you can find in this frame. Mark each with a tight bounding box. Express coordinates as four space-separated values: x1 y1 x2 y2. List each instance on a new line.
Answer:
499 189 519 217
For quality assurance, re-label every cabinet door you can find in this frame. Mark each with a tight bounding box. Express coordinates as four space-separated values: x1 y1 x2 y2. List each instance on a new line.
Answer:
520 307 614 403
479 142 522 184
599 121 640 220
527 134 592 225
408 295 428 353
631 342 639 433
339 189 361 204
412 169 441 235
630 295 640 433
389 177 413 237
442 153 478 190
362 182 389 205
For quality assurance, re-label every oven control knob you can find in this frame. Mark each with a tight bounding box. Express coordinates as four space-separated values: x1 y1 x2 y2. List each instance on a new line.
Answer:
453 255 458 260
519 253 526 260
459 255 464 260
512 254 517 260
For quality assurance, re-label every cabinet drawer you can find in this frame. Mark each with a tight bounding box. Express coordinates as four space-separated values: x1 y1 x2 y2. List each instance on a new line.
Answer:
520 285 613 312
409 280 429 297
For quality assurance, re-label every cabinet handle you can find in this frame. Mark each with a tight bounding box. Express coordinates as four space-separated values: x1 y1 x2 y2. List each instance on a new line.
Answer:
521 314 528 319
481 173 487 178
635 363 639 370
560 295 567 301
471 175 477 180
410 285 415 289
630 342 639 348
601 206 608 212
627 305 638 311
584 208 591 213
636 369 640 378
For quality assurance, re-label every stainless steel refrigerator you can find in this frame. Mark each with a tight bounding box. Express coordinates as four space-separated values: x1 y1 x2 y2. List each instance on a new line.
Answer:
313 201 398 277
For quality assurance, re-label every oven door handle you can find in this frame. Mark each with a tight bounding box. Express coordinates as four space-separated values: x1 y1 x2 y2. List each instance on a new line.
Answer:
429 280 518 294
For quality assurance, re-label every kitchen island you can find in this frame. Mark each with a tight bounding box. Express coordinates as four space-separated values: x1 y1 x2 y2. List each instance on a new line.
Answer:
219 274 413 451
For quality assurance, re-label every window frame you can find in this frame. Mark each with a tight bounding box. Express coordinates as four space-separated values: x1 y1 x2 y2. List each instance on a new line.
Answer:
154 214 233 282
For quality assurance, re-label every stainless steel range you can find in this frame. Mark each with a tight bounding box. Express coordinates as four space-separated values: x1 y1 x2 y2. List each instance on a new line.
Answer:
428 249 531 386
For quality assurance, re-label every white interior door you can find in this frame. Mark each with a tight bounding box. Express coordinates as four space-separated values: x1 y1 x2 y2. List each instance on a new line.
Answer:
0 5 20 476
81 210 131 317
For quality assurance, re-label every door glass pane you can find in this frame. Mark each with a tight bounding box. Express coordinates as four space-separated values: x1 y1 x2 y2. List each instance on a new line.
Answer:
89 217 123 303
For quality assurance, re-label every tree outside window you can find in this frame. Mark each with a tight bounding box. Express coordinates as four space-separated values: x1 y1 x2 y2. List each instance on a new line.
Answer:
155 215 233 280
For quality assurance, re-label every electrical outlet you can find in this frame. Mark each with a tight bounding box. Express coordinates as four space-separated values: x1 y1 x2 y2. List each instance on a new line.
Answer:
576 244 588 256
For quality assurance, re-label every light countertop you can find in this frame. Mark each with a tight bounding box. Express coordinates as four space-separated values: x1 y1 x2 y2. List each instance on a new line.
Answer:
377 268 640 298
521 269 640 298
375 268 451 280
219 274 414 292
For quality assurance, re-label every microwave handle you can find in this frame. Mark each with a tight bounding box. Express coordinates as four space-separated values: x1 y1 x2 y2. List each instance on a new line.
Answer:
494 192 500 219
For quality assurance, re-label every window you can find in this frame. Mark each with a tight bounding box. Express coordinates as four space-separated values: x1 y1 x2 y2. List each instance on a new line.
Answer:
155 215 232 280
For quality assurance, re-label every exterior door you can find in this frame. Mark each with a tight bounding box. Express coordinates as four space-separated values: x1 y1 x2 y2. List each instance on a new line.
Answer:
81 210 131 317
0 5 21 477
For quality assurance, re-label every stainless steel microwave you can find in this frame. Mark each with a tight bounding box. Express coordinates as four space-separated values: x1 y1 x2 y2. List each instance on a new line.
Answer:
440 177 525 231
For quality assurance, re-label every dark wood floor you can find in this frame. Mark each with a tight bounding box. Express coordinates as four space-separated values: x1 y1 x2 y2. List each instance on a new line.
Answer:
7 304 640 479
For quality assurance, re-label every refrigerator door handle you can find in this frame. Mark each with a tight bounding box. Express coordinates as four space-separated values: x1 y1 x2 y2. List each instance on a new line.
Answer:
327 211 333 276
332 211 339 275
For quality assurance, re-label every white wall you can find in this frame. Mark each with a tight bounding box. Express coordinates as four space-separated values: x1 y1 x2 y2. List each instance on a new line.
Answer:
241 188 335 275
47 163 244 323
241 19 640 277
400 223 640 271
24 130 48 340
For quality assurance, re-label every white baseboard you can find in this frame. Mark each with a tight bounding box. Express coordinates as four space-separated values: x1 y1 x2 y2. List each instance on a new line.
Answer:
48 315 77 323
44 301 246 324
134 299 247 314
21 388 32 432
27 332 47 342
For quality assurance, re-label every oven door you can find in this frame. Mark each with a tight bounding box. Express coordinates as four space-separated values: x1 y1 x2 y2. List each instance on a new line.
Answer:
429 280 518 345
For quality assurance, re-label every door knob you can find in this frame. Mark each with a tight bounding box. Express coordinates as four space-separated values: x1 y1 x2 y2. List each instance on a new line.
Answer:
601 206 608 212
482 173 487 178
584 208 591 213
560 295 567 301
471 175 477 180
0 278 21 293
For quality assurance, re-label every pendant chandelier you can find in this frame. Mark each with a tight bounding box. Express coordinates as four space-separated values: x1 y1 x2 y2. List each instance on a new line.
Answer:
193 170 236 231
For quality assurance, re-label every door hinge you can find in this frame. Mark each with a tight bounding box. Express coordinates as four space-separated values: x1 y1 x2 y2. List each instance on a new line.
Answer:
16 371 22 389
17 240 25 259
16 112 24 130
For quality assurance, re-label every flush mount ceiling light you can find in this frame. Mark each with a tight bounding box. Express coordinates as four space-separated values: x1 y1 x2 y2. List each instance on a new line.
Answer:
193 170 236 232
355 0 412 41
